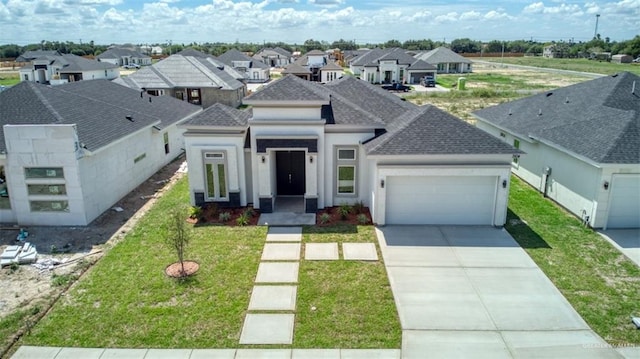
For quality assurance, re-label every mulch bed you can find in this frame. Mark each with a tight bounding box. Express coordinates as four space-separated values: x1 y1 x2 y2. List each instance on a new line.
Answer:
316 206 372 226
165 261 199 278
191 205 260 226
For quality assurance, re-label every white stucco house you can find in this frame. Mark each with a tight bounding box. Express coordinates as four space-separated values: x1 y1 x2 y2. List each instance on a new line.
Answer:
17 51 119 85
0 80 200 226
473 72 640 229
414 47 472 74
96 48 152 67
282 50 344 83
179 75 520 226
349 48 436 85
218 49 270 83
253 47 293 68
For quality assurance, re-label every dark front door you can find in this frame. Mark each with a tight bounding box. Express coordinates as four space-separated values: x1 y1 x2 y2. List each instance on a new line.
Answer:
276 151 305 195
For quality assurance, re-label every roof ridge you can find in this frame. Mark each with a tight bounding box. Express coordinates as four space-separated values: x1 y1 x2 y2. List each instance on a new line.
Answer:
365 106 425 153
29 83 65 123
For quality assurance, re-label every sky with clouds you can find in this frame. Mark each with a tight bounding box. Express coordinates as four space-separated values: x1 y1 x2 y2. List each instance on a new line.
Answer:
0 0 638 46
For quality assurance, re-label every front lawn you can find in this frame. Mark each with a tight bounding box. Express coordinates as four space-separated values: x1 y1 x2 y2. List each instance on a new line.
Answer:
23 177 400 349
481 57 640 76
506 176 640 346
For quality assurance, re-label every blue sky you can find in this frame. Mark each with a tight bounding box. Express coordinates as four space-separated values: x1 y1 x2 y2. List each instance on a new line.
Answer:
0 0 638 46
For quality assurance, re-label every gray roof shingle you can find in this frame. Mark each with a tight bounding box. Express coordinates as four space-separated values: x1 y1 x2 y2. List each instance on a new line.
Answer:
473 72 640 164
113 54 244 91
181 103 251 127
365 105 521 156
218 49 269 69
0 80 200 153
414 47 472 64
244 75 327 102
97 48 150 59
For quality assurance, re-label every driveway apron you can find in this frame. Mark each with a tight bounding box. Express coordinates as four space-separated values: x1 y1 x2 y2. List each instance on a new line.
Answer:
376 225 623 359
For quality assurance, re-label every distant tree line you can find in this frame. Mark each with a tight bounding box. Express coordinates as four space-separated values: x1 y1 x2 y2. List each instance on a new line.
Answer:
1 35 638 59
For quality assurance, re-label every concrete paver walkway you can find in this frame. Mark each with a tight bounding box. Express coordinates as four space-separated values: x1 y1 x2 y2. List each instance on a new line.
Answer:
376 225 625 359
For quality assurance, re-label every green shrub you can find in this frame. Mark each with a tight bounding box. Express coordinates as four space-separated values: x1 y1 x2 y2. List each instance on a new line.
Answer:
236 213 250 226
357 214 369 224
243 207 255 218
188 206 202 219
337 204 352 220
319 213 331 224
353 200 366 214
219 212 231 222
51 273 75 287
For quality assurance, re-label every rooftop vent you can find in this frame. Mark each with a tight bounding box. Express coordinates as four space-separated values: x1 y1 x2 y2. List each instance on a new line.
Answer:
546 92 553 97
126 115 134 122
565 97 569 103
633 81 636 95
538 109 542 116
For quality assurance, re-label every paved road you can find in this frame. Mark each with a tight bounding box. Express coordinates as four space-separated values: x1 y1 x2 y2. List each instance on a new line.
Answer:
376 225 630 359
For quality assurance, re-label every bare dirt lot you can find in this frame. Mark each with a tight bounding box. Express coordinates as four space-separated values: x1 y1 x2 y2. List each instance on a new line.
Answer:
0 158 186 322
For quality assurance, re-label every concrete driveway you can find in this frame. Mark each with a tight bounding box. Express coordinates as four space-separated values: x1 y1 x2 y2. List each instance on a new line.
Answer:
376 226 623 359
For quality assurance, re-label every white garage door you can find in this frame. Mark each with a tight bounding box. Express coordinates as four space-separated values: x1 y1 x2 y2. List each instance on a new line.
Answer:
386 176 497 225
607 174 640 228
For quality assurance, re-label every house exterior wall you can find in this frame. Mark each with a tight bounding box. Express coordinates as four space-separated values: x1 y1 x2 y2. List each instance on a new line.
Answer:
475 121 639 228
168 87 246 109
321 70 343 83
1 122 185 226
0 156 16 223
253 107 321 121
323 133 375 208
62 68 119 81
3 124 86 226
78 124 185 224
183 133 247 207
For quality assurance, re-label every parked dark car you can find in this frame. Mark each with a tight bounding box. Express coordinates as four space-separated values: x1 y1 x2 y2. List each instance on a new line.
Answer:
421 75 436 87
381 83 411 92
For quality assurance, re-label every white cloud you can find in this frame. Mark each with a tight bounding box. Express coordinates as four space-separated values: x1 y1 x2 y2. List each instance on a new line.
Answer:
308 0 345 7
523 2 582 15
484 10 512 20
460 10 481 20
435 11 458 23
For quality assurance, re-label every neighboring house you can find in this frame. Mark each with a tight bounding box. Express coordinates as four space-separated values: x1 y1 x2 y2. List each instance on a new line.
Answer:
283 50 344 83
473 72 640 229
218 49 270 83
139 45 163 56
17 50 119 85
113 52 246 109
349 48 436 84
414 47 472 74
0 80 200 226
253 47 293 68
179 75 520 226
611 54 633 64
96 48 152 67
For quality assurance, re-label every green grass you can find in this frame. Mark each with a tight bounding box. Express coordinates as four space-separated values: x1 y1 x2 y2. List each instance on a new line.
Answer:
0 73 19 86
24 177 267 348
295 225 401 348
22 178 400 349
437 72 550 90
506 176 640 346
481 57 640 76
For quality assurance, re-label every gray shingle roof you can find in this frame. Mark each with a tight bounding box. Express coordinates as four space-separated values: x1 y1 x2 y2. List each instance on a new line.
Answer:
282 63 312 74
113 54 244 91
16 50 61 62
0 80 200 153
244 75 326 102
97 48 150 59
414 47 472 64
181 103 250 127
473 72 640 164
17 51 118 71
365 105 521 156
218 49 269 69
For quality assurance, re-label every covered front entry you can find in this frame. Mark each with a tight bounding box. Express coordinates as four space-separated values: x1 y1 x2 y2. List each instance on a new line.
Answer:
385 176 497 225
276 151 305 196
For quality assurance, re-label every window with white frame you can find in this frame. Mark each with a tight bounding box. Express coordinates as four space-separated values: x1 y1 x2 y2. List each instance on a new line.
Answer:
336 147 357 196
30 200 69 212
204 152 228 200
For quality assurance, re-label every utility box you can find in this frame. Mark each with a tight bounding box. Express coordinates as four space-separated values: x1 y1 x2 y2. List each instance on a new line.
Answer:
457 77 466 90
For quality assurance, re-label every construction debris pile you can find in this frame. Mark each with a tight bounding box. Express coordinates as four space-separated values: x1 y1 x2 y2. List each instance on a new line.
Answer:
1 242 38 267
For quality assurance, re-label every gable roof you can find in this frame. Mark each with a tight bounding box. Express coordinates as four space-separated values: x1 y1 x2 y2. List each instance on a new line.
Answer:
17 51 118 72
113 54 245 91
415 47 472 64
365 105 521 156
473 72 640 164
218 49 269 69
321 61 344 71
181 103 251 127
97 48 150 59
407 59 437 71
244 75 327 103
0 80 200 153
176 48 211 57
282 62 312 75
